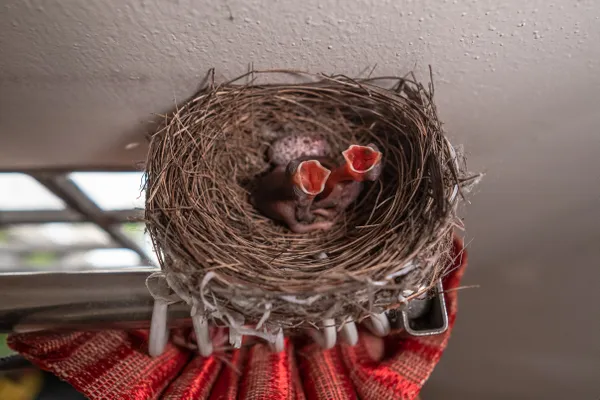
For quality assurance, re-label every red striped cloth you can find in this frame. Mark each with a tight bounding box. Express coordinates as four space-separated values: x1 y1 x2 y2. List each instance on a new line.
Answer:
8 238 466 400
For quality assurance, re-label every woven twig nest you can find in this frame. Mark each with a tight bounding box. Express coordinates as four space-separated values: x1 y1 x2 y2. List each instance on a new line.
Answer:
145 69 470 336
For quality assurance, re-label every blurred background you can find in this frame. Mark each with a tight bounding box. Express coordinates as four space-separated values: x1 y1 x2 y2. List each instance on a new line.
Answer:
0 172 153 272
1 0 599 399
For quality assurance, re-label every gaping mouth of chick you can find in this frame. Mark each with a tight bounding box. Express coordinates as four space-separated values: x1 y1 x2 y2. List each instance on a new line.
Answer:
342 145 382 174
296 160 331 195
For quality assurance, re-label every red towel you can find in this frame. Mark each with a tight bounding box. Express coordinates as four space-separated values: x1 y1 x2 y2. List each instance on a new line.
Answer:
9 238 466 400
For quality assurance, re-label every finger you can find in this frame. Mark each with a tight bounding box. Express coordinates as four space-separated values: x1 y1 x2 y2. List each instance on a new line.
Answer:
361 331 385 362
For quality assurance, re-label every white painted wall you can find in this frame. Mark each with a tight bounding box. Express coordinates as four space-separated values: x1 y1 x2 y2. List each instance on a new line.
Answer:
1 1 599 398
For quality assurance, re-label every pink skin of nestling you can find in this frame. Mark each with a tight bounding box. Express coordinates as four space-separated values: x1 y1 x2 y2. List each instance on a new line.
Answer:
253 159 333 233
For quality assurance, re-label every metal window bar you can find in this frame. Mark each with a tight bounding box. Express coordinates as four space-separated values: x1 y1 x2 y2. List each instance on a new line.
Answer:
0 209 142 225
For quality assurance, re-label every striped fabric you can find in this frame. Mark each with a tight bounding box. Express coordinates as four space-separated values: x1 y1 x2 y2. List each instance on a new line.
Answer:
8 238 466 400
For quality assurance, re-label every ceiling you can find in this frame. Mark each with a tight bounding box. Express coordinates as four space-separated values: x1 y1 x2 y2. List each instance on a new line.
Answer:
1 0 600 398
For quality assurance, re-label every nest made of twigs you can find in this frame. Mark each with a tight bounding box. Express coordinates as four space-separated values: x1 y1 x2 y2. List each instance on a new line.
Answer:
144 69 470 333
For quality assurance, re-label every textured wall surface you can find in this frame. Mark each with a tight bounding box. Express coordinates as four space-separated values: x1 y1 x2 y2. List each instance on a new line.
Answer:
1 0 600 398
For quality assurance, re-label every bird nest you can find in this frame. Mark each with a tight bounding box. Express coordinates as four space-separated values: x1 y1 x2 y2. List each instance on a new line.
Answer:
144 69 471 334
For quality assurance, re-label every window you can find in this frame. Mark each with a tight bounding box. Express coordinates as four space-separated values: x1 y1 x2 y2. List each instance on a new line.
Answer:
69 171 145 210
0 173 65 210
0 171 157 272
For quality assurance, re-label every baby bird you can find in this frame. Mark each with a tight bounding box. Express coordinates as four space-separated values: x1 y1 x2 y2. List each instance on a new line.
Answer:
253 158 333 233
311 143 383 218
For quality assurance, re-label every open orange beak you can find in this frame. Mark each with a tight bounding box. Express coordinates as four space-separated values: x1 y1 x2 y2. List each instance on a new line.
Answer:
292 160 332 196
341 145 383 181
